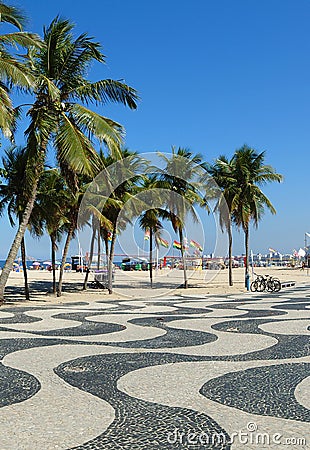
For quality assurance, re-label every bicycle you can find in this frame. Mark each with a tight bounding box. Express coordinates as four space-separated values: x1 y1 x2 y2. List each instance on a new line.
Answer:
250 273 281 292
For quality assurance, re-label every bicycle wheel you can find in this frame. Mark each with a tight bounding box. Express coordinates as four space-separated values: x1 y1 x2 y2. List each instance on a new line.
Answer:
273 279 281 292
266 280 274 292
250 281 258 292
257 280 266 292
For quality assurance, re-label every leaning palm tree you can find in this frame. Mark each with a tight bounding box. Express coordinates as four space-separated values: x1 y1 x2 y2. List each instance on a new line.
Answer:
0 1 40 138
0 17 138 302
232 145 283 279
158 147 208 288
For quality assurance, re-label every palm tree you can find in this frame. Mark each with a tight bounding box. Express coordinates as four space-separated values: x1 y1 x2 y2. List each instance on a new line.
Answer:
139 213 162 288
83 149 147 294
232 145 283 279
104 151 145 294
0 146 36 299
0 17 138 302
36 169 69 294
207 156 236 286
137 174 164 287
0 2 40 138
158 147 208 288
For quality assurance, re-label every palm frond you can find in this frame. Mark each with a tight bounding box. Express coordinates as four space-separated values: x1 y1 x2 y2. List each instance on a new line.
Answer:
69 103 124 157
0 2 26 30
55 112 99 175
72 79 139 108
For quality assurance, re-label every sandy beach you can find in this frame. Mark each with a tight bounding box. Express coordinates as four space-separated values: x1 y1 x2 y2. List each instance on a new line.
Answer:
2 265 310 305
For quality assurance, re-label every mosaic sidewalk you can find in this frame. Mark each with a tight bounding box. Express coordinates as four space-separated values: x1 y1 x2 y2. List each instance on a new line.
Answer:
0 286 309 449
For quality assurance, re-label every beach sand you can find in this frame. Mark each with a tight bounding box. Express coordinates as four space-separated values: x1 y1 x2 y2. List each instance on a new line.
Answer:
2 265 310 305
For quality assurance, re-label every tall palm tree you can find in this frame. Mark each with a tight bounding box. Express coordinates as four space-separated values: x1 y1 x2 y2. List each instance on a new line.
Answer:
105 151 145 294
139 212 162 288
208 156 236 286
232 145 283 279
36 168 69 294
138 174 164 287
0 17 138 302
158 147 208 288
0 2 40 138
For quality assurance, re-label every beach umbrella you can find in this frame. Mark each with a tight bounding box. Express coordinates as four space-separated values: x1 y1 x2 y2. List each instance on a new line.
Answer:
32 261 40 266
43 261 52 265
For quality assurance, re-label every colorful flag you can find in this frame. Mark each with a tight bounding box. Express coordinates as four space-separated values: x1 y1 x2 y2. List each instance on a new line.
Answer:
107 231 112 242
173 240 182 250
268 247 277 253
190 239 203 252
157 237 169 248
144 229 150 240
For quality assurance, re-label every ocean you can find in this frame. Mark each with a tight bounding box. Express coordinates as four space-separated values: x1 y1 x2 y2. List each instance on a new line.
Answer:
0 259 123 270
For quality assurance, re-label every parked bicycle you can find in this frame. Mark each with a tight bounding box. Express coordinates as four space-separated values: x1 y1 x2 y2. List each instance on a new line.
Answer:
250 273 281 292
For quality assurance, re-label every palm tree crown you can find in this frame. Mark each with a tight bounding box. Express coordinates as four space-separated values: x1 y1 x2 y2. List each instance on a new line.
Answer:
0 1 41 138
232 145 283 275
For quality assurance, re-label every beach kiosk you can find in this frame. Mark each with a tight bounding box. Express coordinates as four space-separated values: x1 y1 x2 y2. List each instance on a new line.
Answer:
71 255 86 272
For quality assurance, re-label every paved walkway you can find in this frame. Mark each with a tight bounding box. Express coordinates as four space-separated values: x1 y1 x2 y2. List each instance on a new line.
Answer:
0 285 309 449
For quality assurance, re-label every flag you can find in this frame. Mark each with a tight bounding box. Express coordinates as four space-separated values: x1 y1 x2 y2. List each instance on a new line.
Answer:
298 248 306 257
144 229 150 240
173 240 182 250
183 237 189 250
157 237 169 248
268 247 277 253
306 232 310 238
190 239 203 252
107 231 112 242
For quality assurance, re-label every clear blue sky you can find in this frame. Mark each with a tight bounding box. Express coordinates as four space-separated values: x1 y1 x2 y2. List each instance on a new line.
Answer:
1 0 309 259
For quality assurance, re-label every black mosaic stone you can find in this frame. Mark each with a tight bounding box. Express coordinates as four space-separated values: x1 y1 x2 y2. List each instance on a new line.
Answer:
200 363 310 422
0 363 40 407
0 337 80 359
105 315 217 349
55 352 230 449
272 302 310 311
0 308 42 325
23 311 126 336
211 318 310 361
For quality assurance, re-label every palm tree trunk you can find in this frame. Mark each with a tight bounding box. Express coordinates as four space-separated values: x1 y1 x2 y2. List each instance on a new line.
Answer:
97 228 101 270
0 179 39 303
228 216 233 286
21 236 30 300
51 233 57 294
179 228 188 288
108 224 117 294
149 228 153 288
244 224 250 276
83 224 96 290
57 223 75 297
104 236 109 268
